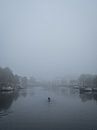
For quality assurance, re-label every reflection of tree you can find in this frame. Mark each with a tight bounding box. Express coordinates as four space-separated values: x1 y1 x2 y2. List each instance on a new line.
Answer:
0 93 13 111
0 91 19 117
70 88 79 96
79 92 97 102
93 93 97 101
61 88 67 95
20 89 27 98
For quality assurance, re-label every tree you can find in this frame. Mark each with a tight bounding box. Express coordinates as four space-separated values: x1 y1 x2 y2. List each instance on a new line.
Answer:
93 75 97 88
79 74 97 88
0 67 14 86
0 67 20 89
14 75 20 84
29 76 36 85
21 76 28 88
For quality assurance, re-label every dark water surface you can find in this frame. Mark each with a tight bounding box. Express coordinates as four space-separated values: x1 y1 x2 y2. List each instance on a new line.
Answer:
0 86 97 130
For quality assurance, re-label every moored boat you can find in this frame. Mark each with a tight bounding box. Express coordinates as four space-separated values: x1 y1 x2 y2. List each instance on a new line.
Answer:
0 86 14 91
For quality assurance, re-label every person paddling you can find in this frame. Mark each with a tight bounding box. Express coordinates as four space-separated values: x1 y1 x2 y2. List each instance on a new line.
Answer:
48 97 51 102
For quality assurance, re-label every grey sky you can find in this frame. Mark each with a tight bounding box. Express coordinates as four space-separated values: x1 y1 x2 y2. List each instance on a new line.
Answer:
0 0 97 80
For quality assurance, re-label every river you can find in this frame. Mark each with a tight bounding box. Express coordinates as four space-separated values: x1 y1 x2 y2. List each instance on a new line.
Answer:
0 86 97 130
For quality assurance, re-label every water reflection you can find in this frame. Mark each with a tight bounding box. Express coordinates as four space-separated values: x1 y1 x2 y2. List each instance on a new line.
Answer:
52 86 97 103
0 86 97 130
19 88 28 98
0 90 19 118
79 92 97 102
68 87 97 102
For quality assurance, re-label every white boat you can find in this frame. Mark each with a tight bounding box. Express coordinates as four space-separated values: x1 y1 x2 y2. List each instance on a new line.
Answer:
1 86 14 91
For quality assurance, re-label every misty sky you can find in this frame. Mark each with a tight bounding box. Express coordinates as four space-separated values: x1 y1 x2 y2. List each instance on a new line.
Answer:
0 0 97 80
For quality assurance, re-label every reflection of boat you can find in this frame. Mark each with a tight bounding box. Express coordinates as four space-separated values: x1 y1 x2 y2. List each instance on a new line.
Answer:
92 88 97 92
79 88 92 93
80 87 97 93
73 86 79 89
80 91 97 102
1 86 14 91
0 110 12 118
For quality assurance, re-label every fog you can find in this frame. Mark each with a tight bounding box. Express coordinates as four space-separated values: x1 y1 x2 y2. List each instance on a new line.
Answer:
0 0 97 80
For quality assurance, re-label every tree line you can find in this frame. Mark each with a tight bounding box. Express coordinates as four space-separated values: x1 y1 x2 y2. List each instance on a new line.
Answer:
0 67 38 90
0 67 28 89
70 74 97 89
78 74 97 88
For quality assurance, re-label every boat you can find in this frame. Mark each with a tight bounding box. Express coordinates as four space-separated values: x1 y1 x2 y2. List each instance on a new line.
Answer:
79 88 92 93
92 88 97 92
0 86 14 91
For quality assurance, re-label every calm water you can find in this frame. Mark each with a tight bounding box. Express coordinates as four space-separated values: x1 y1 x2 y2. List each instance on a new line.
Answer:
0 86 97 130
